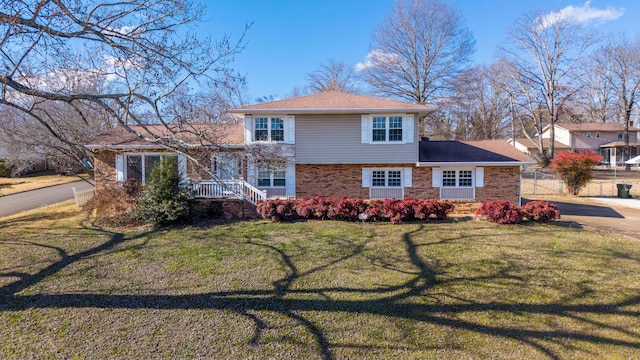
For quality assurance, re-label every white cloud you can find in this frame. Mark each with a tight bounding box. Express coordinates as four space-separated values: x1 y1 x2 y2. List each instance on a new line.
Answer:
539 1 624 29
354 50 398 71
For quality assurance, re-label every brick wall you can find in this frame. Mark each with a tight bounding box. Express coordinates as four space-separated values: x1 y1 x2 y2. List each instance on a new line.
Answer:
404 166 439 199
476 166 521 204
93 151 116 193
193 199 258 219
296 164 370 198
296 164 521 205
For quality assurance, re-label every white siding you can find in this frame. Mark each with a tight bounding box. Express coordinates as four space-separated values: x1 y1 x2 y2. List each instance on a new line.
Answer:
297 114 418 164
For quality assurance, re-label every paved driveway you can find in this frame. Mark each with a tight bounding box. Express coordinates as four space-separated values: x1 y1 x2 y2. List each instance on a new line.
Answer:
0 180 94 218
524 195 640 240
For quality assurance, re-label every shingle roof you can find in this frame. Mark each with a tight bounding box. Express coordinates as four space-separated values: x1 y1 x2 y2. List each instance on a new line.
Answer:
230 91 434 115
511 138 571 150
557 123 640 132
85 124 244 149
599 141 640 148
419 140 535 164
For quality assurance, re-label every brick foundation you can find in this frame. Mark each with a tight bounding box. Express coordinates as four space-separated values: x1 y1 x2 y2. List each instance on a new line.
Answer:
193 199 259 219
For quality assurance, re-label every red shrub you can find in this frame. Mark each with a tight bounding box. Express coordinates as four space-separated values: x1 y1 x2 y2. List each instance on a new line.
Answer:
476 200 523 224
329 197 367 221
256 199 298 222
412 199 455 220
383 198 416 223
364 200 386 222
260 197 453 223
550 150 601 195
521 200 560 223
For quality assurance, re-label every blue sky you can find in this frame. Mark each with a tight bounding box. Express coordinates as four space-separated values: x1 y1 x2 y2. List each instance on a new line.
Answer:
204 1 639 101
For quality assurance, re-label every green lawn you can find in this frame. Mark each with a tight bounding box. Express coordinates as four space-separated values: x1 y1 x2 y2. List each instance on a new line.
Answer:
1 203 639 359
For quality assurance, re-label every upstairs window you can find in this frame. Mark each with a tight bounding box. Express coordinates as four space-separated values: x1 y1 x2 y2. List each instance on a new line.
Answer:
618 132 623 140
586 132 592 138
596 132 601 139
271 117 284 141
362 114 413 144
255 118 269 141
372 116 403 142
373 117 386 142
254 117 285 142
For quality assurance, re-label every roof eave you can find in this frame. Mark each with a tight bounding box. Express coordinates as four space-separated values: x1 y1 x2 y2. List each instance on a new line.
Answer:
416 161 536 167
230 108 434 116
85 144 245 150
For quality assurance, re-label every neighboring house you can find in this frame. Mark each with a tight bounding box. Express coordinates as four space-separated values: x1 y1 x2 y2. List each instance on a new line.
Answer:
86 91 535 207
512 123 640 165
508 138 571 160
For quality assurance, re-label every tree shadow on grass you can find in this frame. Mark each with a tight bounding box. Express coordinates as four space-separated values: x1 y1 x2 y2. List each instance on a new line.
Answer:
1 224 639 359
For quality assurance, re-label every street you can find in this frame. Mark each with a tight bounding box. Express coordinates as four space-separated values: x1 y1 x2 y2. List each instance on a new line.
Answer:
0 180 94 218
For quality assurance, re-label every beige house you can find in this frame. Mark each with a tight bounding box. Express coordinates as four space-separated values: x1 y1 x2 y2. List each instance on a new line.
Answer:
543 123 640 166
87 91 535 207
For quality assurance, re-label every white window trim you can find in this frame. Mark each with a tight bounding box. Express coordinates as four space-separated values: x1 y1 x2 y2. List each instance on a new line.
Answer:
257 169 286 188
119 152 183 184
363 167 412 188
440 168 475 188
371 168 404 188
251 115 292 143
361 114 414 144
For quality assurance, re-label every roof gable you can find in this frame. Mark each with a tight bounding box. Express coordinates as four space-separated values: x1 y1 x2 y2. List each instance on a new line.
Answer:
419 140 535 164
230 91 434 115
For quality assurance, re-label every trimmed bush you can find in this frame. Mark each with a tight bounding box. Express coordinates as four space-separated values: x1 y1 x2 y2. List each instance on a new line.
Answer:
138 156 192 227
476 200 523 224
521 200 560 223
257 197 454 223
257 198 298 222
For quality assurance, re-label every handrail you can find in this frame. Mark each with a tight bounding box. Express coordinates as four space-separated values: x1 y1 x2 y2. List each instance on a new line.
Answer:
190 179 266 205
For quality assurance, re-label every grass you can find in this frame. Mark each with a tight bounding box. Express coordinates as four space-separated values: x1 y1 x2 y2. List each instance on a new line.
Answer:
0 173 89 196
1 205 639 359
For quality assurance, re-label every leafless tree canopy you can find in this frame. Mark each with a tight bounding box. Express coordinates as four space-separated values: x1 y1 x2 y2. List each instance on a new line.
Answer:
0 0 247 174
305 59 358 93
499 10 595 159
448 64 512 140
361 0 474 104
586 37 640 169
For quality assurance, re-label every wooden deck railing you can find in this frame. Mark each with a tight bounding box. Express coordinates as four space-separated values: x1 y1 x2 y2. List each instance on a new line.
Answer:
189 180 267 205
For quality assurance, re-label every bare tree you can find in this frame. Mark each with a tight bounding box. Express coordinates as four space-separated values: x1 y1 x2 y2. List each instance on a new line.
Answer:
359 0 474 104
0 0 248 176
575 48 616 124
306 59 359 93
597 37 640 170
499 9 595 160
450 63 512 140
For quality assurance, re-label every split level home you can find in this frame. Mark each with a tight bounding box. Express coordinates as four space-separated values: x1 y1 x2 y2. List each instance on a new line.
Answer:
510 123 640 165
86 91 535 209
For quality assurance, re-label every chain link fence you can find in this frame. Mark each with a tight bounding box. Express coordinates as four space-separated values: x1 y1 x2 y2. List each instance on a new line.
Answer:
521 170 640 197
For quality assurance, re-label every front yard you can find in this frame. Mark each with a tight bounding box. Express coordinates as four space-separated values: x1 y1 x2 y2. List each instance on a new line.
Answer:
1 203 639 359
